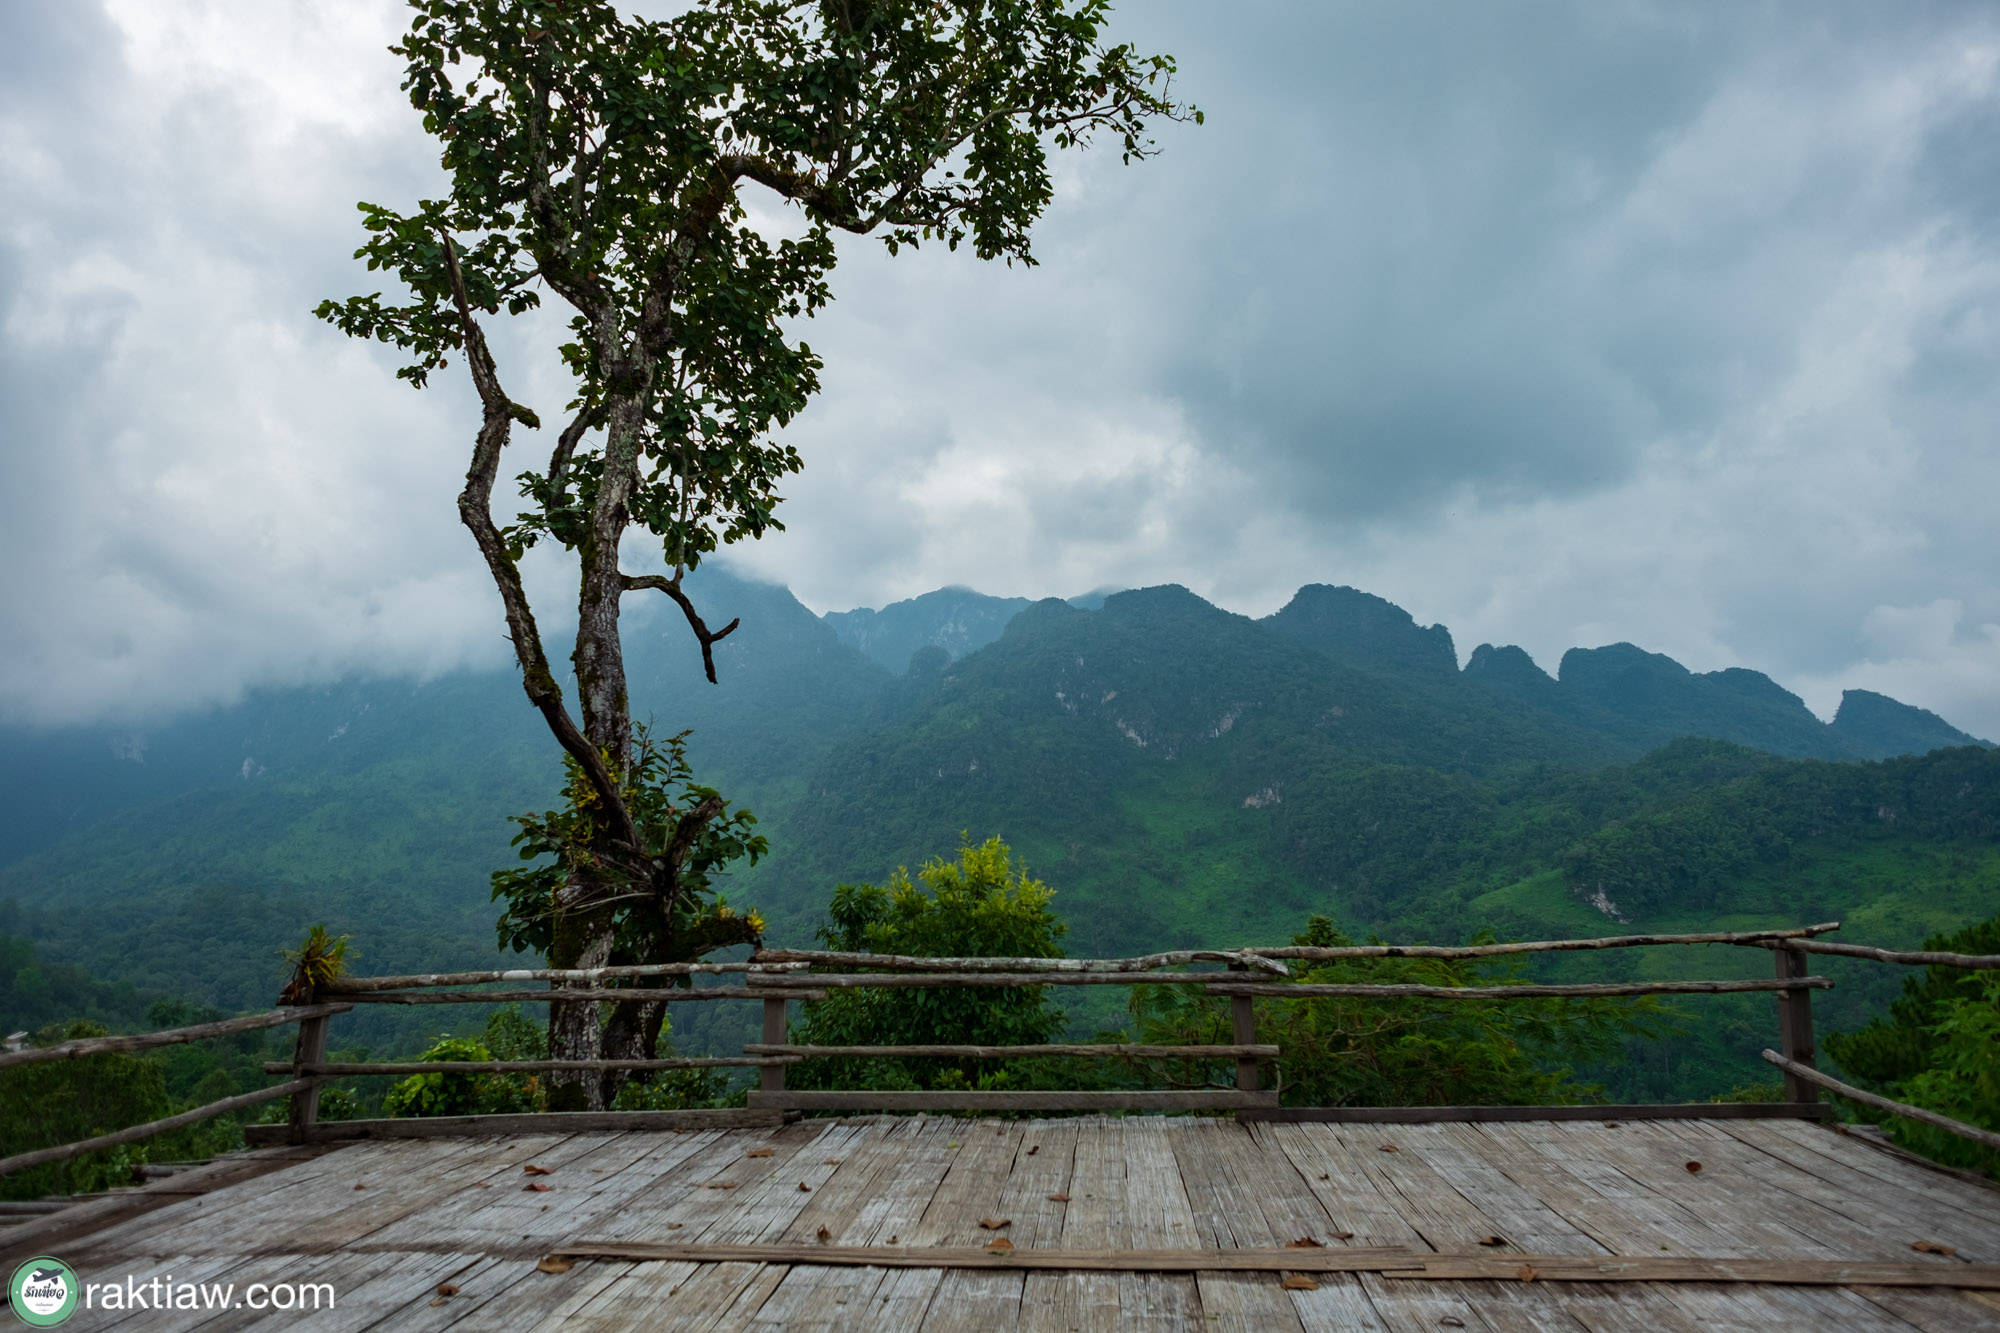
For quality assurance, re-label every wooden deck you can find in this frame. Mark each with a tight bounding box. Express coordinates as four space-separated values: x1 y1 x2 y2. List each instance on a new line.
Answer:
10 1114 2000 1330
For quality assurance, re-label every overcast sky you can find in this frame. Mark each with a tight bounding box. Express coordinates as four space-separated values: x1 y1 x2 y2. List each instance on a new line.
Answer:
3 0 1997 738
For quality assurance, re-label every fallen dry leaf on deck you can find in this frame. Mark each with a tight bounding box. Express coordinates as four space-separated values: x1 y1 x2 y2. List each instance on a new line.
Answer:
817 1226 832 1242
979 1218 1012 1229
1478 1236 1506 1247
797 1182 812 1192
434 1283 459 1298
1912 1241 1958 1257
536 1256 574 1275
353 1183 367 1190
1047 1192 1071 1202
666 1222 683 1230
746 1148 775 1158
983 1237 1014 1254
1439 1318 1465 1328
429 1298 449 1307
1683 1161 1702 1174
1379 1144 1399 1153
1284 1237 1324 1249
524 1182 552 1193
523 1164 553 1175
1516 1264 1538 1283
1280 1274 1319 1291
823 1159 841 1165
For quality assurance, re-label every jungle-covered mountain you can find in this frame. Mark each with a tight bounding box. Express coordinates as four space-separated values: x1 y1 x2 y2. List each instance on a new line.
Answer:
1 569 1994 1097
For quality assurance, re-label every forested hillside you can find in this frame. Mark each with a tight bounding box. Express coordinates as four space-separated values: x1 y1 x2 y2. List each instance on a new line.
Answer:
1 570 1993 1099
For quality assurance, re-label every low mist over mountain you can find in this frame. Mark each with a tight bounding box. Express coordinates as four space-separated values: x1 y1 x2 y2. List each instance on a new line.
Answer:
2 570 1995 1096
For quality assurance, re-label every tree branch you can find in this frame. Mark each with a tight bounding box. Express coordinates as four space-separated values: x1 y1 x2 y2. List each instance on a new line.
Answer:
440 231 643 855
622 573 740 683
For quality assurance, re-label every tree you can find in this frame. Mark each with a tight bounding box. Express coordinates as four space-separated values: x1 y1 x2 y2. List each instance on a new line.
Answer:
790 837 1069 1091
316 0 1193 1104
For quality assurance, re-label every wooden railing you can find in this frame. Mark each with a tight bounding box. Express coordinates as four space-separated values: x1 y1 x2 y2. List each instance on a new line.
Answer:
11 918 2000 1175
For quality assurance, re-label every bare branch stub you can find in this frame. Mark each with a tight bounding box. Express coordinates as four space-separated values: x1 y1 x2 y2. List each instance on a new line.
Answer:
623 573 740 683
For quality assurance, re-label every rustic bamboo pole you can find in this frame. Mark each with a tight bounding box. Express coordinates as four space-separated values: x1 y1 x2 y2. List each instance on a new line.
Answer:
0 1004 352 1072
330 986 826 1005
750 947 1290 975
743 1043 1280 1059
1761 1050 2000 1153
1252 923 1841 962
1206 977 1833 999
320 960 811 993
264 1057 799 1076
750 972 1250 989
0 1079 315 1178
1745 938 2000 969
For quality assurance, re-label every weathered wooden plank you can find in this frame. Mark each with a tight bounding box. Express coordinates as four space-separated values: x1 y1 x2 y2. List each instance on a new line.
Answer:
1371 1124 1606 1256
1168 1119 1363 1333
1262 1122 1429 1250
1650 1280 1931 1333
1847 1284 2000 1333
743 1043 1280 1059
1616 1120 1952 1263
1457 1122 1689 1258
1 1146 341 1266
1720 1120 2000 1239
1380 1254 2000 1287
545 1241 1425 1271
1238 1103 1833 1124
245 1109 785 1147
904 1120 1035 1333
362 1131 697 1253
746 1090 1275 1111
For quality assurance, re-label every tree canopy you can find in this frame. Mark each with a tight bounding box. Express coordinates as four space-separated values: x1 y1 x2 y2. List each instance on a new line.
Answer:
314 0 1193 1101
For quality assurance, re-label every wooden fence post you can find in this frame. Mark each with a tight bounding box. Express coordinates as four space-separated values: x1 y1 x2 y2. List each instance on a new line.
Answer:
1228 963 1259 1093
1774 945 1819 1104
760 997 788 1095
288 1009 332 1143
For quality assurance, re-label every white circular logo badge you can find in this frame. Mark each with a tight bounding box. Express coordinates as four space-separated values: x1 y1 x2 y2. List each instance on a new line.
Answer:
8 1256 78 1327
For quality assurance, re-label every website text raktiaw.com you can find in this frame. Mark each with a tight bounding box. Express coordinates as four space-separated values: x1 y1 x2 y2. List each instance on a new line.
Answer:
74 1275 336 1313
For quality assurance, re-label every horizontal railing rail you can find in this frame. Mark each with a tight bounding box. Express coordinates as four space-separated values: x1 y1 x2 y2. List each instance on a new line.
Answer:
0 1003 352 1179
23 919 2000 1171
1762 1051 2000 1153
0 1003 352 1072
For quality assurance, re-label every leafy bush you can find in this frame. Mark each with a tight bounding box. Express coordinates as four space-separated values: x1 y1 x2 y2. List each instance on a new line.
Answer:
790 837 1071 1092
381 1008 549 1117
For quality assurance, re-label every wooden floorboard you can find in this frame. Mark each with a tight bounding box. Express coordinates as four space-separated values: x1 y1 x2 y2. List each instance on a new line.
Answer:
32 1114 2000 1331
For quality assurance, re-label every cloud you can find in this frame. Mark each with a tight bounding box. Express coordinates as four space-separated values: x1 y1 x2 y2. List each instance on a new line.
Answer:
2 0 1997 741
